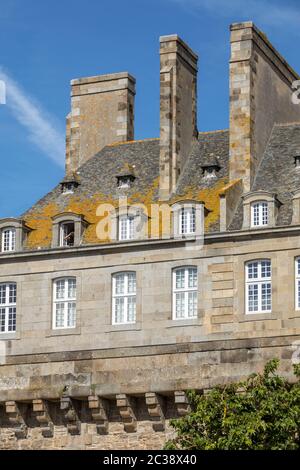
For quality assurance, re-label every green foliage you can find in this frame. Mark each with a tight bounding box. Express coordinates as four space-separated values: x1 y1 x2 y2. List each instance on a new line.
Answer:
165 359 300 450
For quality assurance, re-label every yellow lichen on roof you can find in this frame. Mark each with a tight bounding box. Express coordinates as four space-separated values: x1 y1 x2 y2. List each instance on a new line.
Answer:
24 202 59 248
170 177 229 231
219 178 242 196
23 176 232 248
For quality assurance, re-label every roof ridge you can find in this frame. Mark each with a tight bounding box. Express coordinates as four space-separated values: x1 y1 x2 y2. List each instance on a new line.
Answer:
198 129 229 135
106 138 159 148
274 121 300 128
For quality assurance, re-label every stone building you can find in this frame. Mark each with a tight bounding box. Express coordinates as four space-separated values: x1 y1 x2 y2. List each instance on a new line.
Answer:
1 21 300 450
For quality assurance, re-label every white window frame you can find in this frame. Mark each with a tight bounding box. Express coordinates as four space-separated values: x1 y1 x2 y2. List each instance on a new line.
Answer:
172 267 198 320
179 208 196 235
251 201 268 227
119 215 135 241
0 283 17 333
52 277 76 329
245 260 272 314
1 227 16 252
295 257 300 310
59 221 75 247
112 272 136 325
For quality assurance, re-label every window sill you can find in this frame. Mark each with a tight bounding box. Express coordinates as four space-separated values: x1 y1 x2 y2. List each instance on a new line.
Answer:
0 331 21 340
166 318 202 328
45 327 81 337
237 312 277 322
105 322 142 333
289 311 300 319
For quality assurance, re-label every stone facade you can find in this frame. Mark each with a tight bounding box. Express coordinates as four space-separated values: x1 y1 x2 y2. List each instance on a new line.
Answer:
1 22 300 450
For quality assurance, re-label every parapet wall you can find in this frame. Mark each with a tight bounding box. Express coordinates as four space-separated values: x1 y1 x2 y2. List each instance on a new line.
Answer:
0 335 299 450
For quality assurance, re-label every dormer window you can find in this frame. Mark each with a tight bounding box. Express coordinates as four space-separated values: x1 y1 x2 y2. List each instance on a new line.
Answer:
171 201 206 239
1 228 16 252
117 176 134 189
251 201 268 227
116 165 136 190
60 222 75 247
294 155 300 169
0 219 30 253
52 213 88 248
201 155 221 179
242 191 281 230
62 182 77 194
60 174 80 195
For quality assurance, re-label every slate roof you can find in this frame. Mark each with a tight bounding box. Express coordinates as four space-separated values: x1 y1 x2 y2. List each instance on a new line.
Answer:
17 122 300 247
23 131 230 217
229 123 300 231
175 130 229 195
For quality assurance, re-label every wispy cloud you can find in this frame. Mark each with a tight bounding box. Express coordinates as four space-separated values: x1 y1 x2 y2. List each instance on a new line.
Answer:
168 0 300 32
0 69 65 167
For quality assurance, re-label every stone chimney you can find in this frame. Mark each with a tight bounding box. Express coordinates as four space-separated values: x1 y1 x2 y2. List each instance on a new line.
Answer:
159 35 198 200
66 72 136 175
229 22 300 192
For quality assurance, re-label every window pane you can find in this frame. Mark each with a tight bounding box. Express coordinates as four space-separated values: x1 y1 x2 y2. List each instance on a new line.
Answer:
0 285 6 305
253 204 259 226
180 208 195 234
115 274 125 295
61 222 75 247
247 262 258 279
261 260 271 278
261 282 271 311
2 228 16 252
55 303 65 328
297 259 300 277
68 279 76 299
120 216 134 240
175 269 185 289
56 280 65 300
114 297 124 324
127 273 136 294
8 307 16 332
189 208 196 233
262 203 268 225
188 291 197 317
248 284 258 312
180 209 188 234
67 302 76 328
127 296 136 323
9 284 16 304
188 268 197 288
175 292 185 319
252 202 268 227
0 308 6 332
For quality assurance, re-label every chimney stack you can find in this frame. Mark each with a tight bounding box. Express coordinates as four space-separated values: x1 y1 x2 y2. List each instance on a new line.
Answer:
66 72 136 175
229 22 300 192
159 35 198 200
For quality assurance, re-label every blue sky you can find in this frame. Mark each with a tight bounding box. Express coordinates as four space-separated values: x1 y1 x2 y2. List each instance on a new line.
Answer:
0 0 300 217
